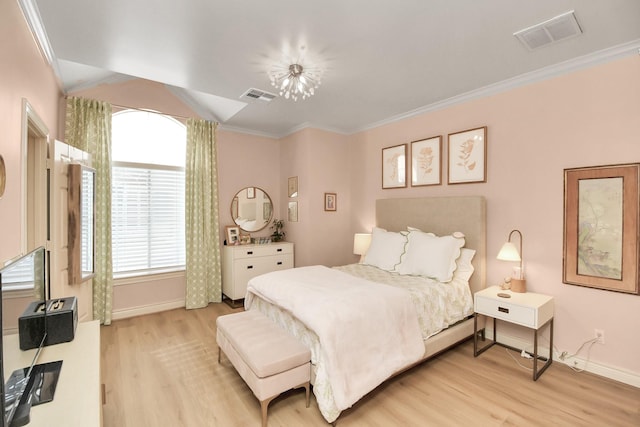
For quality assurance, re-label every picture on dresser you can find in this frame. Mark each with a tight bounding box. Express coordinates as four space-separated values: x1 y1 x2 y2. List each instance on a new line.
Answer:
225 226 240 245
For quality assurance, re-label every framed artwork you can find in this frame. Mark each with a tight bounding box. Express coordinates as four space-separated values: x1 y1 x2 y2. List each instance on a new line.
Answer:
288 176 298 198
324 193 337 211
447 126 487 184
225 226 240 245
563 163 640 294
288 201 298 222
411 136 442 186
382 144 407 189
246 187 255 199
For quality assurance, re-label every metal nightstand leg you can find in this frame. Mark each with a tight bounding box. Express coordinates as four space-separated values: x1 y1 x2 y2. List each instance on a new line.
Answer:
474 313 496 357
533 318 553 381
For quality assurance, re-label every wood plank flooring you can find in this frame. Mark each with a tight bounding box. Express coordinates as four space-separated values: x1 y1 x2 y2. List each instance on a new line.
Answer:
101 303 640 426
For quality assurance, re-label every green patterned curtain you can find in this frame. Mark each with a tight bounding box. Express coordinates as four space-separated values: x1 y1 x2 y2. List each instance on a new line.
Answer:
185 118 222 308
65 97 113 325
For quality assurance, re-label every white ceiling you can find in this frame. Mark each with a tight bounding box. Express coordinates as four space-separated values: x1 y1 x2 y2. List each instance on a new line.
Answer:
29 0 640 138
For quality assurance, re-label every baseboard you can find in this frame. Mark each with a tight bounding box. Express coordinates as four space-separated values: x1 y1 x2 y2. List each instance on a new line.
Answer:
111 299 185 321
485 329 640 388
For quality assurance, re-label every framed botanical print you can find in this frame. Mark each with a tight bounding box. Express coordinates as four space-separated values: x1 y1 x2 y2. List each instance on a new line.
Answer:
288 201 298 222
411 136 442 186
246 187 255 199
288 176 298 198
382 144 407 189
563 163 640 294
448 126 487 184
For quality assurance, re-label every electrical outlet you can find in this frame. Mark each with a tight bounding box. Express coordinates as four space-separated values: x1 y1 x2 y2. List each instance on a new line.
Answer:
559 351 568 360
594 329 605 344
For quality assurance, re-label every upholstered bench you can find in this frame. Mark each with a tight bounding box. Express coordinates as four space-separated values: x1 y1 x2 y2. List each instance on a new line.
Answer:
217 310 311 427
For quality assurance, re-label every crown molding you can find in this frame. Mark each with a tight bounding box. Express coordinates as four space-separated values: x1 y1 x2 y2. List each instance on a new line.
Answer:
17 0 61 80
352 39 640 135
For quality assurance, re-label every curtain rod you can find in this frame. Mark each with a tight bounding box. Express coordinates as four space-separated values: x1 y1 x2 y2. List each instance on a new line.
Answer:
65 96 193 121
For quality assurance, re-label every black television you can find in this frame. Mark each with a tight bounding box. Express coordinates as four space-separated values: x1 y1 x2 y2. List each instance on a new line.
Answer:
0 246 58 427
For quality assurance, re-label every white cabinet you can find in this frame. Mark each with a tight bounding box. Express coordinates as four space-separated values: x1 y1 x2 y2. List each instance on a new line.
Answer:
222 242 294 302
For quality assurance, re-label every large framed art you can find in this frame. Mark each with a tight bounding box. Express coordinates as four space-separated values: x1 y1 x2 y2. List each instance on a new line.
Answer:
563 163 640 294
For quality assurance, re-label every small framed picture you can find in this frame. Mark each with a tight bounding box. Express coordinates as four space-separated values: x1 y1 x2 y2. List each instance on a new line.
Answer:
239 234 252 245
324 193 337 211
246 187 255 199
288 176 298 198
382 144 407 189
448 126 487 184
288 201 298 222
411 136 442 186
225 226 240 245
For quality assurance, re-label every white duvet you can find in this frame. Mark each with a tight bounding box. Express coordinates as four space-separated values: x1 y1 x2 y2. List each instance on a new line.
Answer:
245 265 425 418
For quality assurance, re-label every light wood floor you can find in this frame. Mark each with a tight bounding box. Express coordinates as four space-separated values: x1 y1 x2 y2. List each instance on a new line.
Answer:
101 303 640 426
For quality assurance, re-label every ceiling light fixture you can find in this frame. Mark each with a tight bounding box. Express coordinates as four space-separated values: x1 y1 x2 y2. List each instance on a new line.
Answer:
268 46 322 101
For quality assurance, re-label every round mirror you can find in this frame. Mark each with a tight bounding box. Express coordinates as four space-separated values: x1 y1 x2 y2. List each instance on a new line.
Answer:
231 187 273 232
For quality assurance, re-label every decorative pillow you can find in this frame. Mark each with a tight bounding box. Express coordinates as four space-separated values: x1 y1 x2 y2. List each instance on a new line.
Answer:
452 248 476 282
396 230 465 282
363 227 407 271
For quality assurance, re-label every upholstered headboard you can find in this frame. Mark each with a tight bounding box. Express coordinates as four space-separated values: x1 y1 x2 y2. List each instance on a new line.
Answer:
376 196 486 294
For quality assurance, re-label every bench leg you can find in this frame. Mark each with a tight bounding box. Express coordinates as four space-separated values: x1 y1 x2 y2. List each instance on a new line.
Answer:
304 382 310 408
217 346 221 364
260 395 277 427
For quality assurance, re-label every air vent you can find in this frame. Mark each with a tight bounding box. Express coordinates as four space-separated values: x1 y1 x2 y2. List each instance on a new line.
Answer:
514 10 582 51
240 88 277 102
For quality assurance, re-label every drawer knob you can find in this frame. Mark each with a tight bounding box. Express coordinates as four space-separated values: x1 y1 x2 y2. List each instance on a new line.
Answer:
247 251 254 255
277 248 283 252
277 261 283 265
247 265 254 269
498 306 509 314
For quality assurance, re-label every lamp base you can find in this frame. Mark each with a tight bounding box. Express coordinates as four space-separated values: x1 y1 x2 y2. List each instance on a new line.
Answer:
511 278 526 293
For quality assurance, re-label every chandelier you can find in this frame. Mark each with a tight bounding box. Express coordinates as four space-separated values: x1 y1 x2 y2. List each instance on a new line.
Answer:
269 62 322 101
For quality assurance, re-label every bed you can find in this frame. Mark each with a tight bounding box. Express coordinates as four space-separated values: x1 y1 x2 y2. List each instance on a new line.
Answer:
244 196 486 423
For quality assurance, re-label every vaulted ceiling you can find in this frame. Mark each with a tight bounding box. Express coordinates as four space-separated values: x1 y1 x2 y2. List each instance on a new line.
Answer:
26 0 640 137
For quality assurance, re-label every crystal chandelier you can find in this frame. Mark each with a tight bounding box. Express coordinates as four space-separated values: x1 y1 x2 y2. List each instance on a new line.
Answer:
269 62 322 101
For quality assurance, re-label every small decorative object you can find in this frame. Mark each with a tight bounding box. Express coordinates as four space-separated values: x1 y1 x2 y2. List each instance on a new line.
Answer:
324 193 337 211
411 136 442 186
246 187 255 199
239 234 251 245
288 202 298 222
288 176 298 198
382 144 407 189
225 226 240 245
270 219 285 242
564 164 639 294
448 126 487 184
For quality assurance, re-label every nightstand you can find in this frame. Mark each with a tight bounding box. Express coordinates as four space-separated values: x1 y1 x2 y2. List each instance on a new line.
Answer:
473 285 554 380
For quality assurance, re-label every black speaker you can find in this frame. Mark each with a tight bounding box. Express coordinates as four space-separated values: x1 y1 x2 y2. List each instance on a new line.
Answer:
19 297 78 350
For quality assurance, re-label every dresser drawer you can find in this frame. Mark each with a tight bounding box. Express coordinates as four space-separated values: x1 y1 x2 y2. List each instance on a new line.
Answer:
230 243 293 259
475 296 536 328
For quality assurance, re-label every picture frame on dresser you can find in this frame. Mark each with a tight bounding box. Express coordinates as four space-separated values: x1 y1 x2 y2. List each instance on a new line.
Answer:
563 163 640 294
225 225 240 245
411 136 441 187
382 144 407 189
447 126 487 184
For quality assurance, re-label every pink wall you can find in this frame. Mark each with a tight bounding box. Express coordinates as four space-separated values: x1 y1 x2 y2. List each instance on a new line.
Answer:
0 0 61 263
345 55 640 377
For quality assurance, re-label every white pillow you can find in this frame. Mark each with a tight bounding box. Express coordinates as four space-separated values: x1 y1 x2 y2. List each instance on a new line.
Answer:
397 230 465 282
363 227 407 271
452 248 476 282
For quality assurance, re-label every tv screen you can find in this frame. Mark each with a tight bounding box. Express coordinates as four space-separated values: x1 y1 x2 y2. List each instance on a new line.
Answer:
0 247 47 427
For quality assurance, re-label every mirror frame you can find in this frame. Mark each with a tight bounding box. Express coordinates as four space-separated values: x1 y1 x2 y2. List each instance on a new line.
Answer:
230 187 273 233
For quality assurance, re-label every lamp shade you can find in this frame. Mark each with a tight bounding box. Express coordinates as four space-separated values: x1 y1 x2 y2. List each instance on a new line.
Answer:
353 233 372 256
496 242 521 262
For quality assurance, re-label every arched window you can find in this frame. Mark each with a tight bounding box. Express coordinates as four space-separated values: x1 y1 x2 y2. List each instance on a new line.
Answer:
111 110 186 276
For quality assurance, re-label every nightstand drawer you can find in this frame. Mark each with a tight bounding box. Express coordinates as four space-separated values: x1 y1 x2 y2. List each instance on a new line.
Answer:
475 297 536 328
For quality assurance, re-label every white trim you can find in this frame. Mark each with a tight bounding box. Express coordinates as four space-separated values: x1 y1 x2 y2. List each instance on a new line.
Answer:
111 299 185 321
16 0 61 79
114 270 185 286
485 329 640 388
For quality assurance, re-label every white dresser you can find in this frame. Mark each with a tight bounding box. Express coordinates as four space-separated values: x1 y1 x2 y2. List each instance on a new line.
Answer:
222 242 294 303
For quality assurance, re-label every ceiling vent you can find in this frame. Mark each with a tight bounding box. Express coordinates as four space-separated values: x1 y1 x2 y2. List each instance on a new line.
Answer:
514 10 582 51
240 88 277 102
